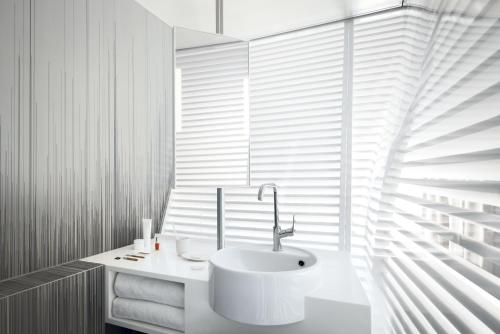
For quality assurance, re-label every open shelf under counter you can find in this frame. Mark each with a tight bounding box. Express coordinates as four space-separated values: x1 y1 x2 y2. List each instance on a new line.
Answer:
83 236 371 334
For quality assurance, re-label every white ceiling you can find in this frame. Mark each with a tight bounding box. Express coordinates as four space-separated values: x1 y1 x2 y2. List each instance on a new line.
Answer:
223 0 402 40
134 0 500 41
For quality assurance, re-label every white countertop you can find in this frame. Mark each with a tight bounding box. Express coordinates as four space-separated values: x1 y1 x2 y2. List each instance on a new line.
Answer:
82 236 369 307
82 236 216 283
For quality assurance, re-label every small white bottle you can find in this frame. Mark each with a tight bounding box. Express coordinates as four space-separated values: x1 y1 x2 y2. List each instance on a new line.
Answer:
142 218 152 251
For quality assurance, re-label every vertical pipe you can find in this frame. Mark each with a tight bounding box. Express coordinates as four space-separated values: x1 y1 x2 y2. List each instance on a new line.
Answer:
217 187 225 250
172 27 177 189
340 20 353 252
216 0 223 34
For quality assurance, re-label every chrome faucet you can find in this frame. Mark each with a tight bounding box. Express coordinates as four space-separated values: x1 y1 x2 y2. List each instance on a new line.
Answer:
257 183 295 251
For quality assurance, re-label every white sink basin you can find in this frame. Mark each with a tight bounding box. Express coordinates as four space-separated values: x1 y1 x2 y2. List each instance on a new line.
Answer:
208 244 321 325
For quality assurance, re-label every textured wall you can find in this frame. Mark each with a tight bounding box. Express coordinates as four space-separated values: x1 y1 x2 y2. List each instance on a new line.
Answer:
0 261 104 334
0 0 174 281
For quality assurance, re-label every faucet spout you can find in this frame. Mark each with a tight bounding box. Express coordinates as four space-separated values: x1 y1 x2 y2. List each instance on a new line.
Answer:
258 183 277 201
258 183 279 230
257 183 295 251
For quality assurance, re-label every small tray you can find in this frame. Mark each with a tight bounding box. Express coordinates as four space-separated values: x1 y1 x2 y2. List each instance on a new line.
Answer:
181 252 210 262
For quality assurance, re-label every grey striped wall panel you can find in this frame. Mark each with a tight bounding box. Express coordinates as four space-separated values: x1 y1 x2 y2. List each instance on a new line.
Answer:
0 298 7 334
0 261 105 334
0 0 174 281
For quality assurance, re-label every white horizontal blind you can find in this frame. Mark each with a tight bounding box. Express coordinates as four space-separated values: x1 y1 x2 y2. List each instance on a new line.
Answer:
351 8 434 286
380 8 500 334
248 22 344 249
164 23 344 249
164 186 332 247
174 42 249 187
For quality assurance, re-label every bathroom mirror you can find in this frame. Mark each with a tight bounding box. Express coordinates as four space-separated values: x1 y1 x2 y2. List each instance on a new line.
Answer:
173 27 250 189
161 27 249 240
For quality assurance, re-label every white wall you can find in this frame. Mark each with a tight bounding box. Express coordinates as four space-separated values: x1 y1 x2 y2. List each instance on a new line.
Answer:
134 0 216 33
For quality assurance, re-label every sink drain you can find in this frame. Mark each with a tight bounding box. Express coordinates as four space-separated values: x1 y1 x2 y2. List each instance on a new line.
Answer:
298 260 305 267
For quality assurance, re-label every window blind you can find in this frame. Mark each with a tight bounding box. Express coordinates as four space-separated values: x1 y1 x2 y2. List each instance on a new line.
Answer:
247 22 344 249
350 9 434 289
164 23 344 249
378 8 500 334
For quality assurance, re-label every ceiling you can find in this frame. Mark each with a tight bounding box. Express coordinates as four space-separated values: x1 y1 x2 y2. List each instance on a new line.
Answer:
135 0 500 42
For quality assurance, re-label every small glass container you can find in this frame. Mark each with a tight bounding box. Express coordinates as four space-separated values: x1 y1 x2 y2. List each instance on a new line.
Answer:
134 239 144 251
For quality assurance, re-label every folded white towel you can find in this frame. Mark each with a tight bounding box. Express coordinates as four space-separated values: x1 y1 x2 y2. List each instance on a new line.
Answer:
114 273 184 308
112 297 185 331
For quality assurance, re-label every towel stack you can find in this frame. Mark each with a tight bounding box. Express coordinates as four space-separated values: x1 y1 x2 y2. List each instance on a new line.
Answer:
112 273 185 332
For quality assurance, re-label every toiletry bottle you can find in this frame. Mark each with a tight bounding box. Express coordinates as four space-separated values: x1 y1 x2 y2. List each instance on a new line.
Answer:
155 237 160 251
142 218 152 251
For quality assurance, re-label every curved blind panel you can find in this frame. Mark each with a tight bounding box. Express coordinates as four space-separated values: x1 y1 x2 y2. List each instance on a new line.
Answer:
378 6 500 334
350 8 435 288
